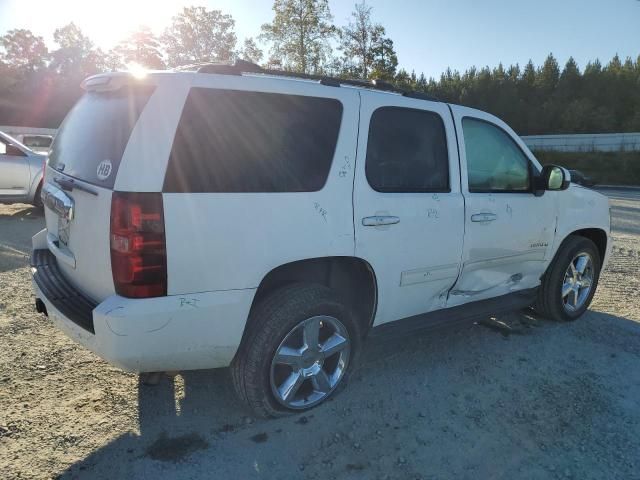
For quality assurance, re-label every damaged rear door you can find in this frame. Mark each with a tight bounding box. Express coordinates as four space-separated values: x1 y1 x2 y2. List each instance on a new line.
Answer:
448 105 557 306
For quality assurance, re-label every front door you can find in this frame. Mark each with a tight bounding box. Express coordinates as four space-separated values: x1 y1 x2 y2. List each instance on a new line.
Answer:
353 92 465 326
448 105 557 306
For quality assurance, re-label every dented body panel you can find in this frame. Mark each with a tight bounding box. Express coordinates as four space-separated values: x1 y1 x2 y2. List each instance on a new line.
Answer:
447 105 610 306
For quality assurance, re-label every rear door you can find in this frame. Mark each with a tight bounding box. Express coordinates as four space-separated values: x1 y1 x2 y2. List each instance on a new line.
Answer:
353 92 464 326
448 105 557 306
43 79 170 301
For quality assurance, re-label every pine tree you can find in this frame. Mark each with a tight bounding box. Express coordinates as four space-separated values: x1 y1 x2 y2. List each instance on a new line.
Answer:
260 0 336 73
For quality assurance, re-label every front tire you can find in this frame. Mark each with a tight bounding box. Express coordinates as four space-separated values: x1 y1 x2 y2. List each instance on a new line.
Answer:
231 284 361 417
534 236 601 321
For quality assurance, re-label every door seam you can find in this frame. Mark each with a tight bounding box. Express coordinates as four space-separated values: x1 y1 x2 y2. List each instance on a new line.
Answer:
445 103 466 304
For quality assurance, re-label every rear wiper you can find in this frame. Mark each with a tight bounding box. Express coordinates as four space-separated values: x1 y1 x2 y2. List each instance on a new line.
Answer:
53 177 98 196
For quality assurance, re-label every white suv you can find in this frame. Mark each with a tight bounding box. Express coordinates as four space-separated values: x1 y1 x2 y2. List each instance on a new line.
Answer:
31 62 611 416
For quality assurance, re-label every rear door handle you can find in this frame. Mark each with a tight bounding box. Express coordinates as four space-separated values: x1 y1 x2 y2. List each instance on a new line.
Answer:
471 213 497 222
362 216 400 227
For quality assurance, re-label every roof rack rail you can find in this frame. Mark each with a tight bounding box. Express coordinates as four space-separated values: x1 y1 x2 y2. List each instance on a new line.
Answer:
196 60 440 102
402 91 439 102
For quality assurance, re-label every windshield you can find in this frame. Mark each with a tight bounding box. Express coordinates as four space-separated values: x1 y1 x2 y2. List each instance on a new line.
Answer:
49 85 154 189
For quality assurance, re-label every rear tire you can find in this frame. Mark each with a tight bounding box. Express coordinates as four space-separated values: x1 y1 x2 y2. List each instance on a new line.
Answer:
533 236 601 321
231 283 361 418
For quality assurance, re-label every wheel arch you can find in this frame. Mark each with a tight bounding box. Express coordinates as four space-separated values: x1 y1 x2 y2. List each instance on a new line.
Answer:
28 166 44 204
545 227 608 279
245 256 378 340
568 227 607 264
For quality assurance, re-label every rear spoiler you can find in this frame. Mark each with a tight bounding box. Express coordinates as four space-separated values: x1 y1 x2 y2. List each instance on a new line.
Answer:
81 72 153 92
81 75 116 91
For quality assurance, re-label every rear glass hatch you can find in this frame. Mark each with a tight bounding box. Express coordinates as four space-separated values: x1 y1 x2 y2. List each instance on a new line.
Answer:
49 84 154 188
43 82 155 302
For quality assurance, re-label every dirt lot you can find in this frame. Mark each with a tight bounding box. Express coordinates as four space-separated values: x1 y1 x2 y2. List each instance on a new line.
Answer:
1 189 639 480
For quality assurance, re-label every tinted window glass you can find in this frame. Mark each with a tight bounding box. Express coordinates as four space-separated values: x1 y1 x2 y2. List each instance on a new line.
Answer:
462 118 530 192
163 89 343 193
49 86 154 188
365 107 449 192
23 135 52 148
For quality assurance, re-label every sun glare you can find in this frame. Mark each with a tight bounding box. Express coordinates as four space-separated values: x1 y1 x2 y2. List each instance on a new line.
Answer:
127 62 148 78
9 0 186 49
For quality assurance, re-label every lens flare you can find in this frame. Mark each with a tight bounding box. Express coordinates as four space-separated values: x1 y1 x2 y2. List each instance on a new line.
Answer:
127 63 148 79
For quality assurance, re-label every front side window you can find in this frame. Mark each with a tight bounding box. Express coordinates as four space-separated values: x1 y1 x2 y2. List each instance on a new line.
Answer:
163 89 343 193
365 107 449 192
462 118 530 192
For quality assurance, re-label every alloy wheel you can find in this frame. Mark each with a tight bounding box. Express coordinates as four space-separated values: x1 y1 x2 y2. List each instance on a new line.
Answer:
270 315 350 409
562 252 594 312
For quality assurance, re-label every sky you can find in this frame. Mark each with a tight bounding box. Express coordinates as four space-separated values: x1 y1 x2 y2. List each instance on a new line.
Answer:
0 0 638 78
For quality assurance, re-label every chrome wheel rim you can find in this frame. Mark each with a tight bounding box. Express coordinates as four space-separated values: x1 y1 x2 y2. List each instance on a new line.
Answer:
562 252 594 312
270 315 350 409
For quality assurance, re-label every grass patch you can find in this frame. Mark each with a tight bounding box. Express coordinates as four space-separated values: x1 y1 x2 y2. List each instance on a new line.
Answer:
533 150 640 186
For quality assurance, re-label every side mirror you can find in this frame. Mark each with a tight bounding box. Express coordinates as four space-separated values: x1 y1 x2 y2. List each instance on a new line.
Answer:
537 165 570 194
5 144 26 157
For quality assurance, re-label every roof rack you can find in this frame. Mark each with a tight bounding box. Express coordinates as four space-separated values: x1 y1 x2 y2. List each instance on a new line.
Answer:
196 60 439 102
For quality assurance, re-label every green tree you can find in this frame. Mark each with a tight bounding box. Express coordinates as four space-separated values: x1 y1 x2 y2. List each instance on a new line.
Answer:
558 57 581 96
370 35 397 80
113 26 165 69
50 23 104 77
162 6 236 66
260 0 336 73
103 49 124 71
0 29 48 71
536 53 560 95
239 37 264 64
339 2 396 80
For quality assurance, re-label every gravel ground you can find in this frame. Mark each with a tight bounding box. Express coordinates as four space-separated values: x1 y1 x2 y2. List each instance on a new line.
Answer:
1 189 639 480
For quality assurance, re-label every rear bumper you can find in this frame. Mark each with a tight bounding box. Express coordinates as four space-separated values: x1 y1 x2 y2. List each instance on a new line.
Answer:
31 248 255 372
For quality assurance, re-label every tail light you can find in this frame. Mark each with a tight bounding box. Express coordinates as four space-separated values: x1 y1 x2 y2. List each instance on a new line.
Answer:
110 192 167 298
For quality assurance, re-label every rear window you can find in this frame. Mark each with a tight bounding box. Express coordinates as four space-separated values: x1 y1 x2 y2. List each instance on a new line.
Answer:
163 88 343 193
49 86 154 189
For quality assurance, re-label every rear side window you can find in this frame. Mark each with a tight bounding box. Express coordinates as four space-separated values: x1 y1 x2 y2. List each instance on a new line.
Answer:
163 89 343 193
49 86 154 189
365 107 449 192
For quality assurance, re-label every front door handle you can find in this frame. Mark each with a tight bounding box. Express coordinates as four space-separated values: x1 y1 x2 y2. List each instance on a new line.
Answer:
362 216 400 227
471 213 497 222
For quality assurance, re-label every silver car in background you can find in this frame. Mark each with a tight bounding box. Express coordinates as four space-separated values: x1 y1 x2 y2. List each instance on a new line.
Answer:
0 130 46 206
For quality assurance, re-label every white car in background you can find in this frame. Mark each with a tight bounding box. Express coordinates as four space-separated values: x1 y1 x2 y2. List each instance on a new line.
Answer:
0 130 46 206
